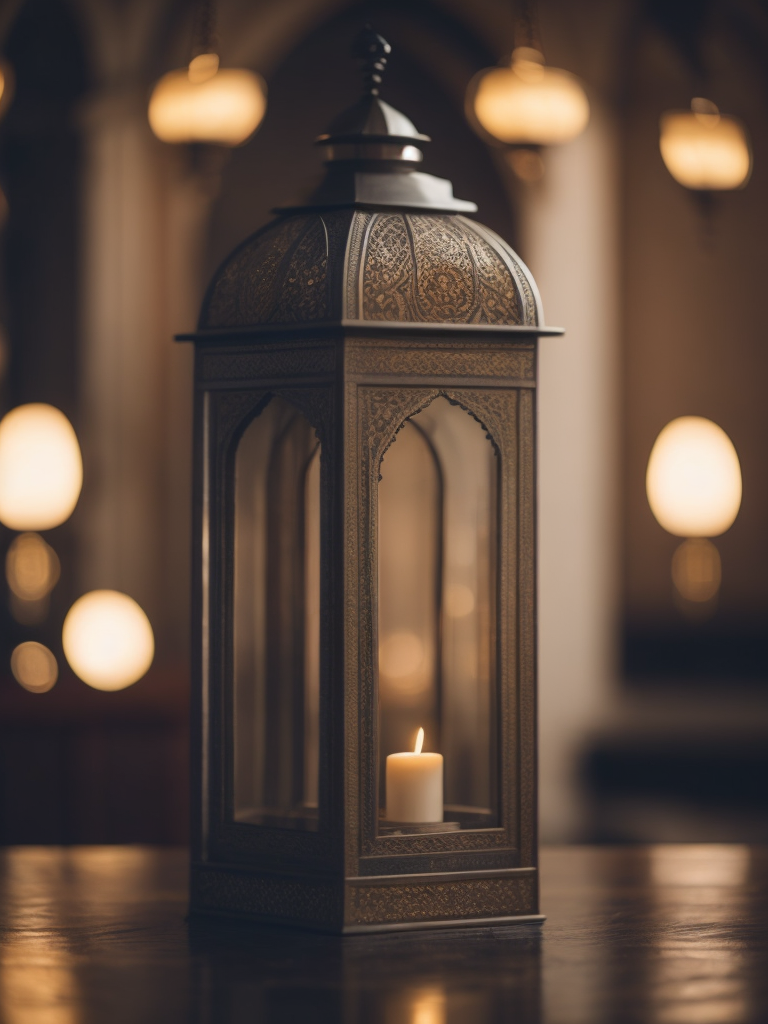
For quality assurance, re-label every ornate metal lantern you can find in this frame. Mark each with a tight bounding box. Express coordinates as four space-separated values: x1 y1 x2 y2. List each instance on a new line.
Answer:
181 29 561 933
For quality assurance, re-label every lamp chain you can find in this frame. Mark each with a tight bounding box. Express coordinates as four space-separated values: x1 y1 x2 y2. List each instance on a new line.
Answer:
194 0 218 57
514 0 541 52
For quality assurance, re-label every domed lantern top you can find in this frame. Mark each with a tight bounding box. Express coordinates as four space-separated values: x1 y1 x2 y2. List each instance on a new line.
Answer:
199 28 553 334
185 28 560 936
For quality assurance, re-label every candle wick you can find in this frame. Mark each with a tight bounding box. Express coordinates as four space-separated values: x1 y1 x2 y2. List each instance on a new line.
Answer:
414 727 424 755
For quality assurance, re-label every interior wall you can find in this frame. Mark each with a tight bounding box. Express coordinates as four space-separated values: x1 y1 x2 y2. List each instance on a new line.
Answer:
622 10 768 683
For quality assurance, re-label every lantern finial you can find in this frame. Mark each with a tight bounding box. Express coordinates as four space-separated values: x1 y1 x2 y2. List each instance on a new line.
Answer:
352 25 391 98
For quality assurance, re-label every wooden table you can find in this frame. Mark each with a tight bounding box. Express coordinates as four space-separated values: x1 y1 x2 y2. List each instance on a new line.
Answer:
0 845 764 1023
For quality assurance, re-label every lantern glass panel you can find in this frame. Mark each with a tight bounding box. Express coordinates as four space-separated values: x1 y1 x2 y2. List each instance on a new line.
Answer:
232 396 320 830
378 397 499 831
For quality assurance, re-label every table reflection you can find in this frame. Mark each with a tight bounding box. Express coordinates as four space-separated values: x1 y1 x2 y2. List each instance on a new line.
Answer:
188 921 542 1024
0 847 766 1024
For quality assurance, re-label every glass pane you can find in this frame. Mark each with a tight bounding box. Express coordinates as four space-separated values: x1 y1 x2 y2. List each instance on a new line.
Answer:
233 396 320 830
378 397 498 833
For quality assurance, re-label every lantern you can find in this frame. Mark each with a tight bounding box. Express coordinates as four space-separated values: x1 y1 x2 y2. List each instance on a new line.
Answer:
180 28 561 933
659 98 752 192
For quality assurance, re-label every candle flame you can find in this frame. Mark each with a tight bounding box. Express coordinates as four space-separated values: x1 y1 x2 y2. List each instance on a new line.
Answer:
414 727 424 755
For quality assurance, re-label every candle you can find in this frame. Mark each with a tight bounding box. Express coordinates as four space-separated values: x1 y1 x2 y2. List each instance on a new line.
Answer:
385 727 443 823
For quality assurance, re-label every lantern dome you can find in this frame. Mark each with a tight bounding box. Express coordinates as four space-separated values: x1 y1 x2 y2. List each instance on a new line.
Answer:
201 208 541 329
200 29 544 332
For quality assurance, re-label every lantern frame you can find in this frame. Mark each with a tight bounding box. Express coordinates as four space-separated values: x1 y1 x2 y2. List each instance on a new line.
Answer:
179 29 562 933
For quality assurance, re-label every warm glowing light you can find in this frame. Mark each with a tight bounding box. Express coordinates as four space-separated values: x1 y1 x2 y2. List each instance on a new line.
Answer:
414 727 424 755
0 59 14 120
148 53 266 146
650 844 750 887
444 582 475 618
0 404 83 531
410 987 447 1024
467 47 589 147
660 98 752 191
62 590 154 691
379 630 425 678
6 532 60 600
646 417 741 537
11 641 58 693
672 538 721 603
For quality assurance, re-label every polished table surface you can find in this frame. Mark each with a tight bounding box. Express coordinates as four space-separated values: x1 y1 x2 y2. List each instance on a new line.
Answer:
0 844 765 1023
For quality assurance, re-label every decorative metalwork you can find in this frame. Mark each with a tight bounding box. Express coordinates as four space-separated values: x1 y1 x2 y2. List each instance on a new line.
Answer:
200 212 538 330
184 27 562 933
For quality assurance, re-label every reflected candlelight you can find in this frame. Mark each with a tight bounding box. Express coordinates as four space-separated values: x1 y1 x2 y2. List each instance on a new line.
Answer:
650 845 750 888
410 986 447 1024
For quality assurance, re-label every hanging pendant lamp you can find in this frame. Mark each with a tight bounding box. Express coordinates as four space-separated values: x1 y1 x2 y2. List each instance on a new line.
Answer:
659 97 751 191
467 46 589 149
148 1 266 147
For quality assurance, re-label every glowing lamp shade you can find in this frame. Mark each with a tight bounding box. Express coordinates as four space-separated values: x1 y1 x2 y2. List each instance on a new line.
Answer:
63 590 154 691
148 53 266 146
660 99 752 191
646 417 742 537
0 404 83 531
467 47 589 146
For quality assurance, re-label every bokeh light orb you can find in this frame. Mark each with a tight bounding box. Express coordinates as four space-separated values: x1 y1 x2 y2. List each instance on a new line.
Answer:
660 99 751 191
467 47 589 147
11 641 58 693
6 532 60 600
646 417 742 537
148 53 266 146
671 538 722 603
0 404 83 531
62 590 154 691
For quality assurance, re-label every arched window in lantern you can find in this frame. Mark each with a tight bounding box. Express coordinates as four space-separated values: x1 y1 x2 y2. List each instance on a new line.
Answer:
232 397 321 826
180 29 562 932
378 398 499 829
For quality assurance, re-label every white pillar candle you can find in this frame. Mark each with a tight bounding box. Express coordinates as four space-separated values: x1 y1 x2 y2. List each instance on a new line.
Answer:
385 728 443 823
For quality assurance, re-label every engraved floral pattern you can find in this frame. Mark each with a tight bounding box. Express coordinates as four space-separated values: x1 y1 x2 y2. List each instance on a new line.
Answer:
274 218 329 322
202 216 306 327
362 214 415 320
347 874 537 925
361 213 526 325
201 209 537 328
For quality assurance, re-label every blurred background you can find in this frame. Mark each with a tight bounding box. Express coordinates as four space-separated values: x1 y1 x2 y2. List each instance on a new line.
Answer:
0 0 766 846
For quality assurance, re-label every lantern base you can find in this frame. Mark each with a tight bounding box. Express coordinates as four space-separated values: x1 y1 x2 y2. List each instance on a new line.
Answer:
378 820 461 835
190 861 542 934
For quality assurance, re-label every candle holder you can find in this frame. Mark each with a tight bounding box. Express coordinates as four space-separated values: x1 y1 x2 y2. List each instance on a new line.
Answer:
181 27 561 933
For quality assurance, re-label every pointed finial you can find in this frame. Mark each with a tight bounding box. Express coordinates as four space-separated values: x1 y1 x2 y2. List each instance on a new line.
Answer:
352 25 391 97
